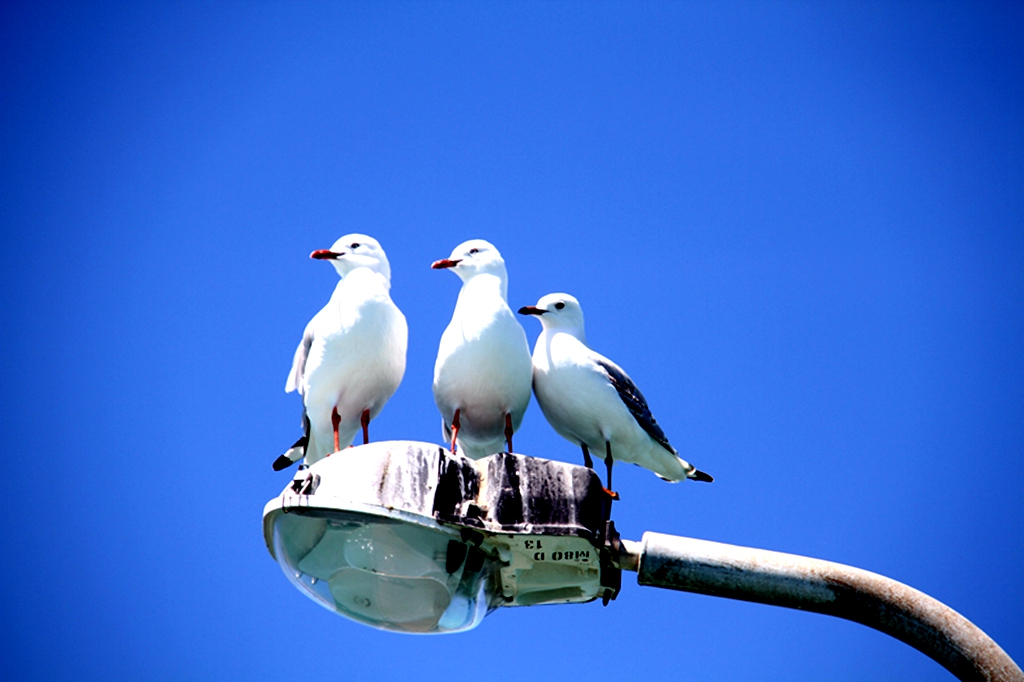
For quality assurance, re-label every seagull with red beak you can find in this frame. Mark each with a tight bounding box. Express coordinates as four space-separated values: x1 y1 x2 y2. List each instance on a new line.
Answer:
519 293 712 496
431 239 533 459
274 234 408 470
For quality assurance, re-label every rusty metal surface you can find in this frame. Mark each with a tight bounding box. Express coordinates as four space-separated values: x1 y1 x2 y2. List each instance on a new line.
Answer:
269 441 607 540
634 532 1022 682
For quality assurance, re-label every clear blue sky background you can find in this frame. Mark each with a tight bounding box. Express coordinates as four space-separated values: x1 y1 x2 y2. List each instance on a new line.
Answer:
2 2 1021 680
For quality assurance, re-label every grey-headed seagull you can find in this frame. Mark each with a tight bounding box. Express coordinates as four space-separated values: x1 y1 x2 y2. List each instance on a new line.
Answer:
274 234 408 470
519 293 712 495
432 240 533 459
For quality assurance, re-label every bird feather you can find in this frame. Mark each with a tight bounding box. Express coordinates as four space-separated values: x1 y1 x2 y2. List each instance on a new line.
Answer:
596 359 676 455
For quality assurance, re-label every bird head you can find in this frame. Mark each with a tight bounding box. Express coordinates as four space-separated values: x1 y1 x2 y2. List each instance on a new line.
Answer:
518 293 586 340
311 234 392 284
431 239 507 283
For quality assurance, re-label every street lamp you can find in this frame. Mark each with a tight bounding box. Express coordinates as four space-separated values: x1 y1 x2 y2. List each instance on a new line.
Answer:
263 441 619 634
263 441 1023 681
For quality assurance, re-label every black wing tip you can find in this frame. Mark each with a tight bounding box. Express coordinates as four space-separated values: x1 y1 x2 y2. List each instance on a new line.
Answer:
273 454 296 471
596 359 675 447
691 469 714 483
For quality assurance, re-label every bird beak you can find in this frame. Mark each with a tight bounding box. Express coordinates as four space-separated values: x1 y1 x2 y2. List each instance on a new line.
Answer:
431 258 461 269
518 306 546 316
311 249 342 260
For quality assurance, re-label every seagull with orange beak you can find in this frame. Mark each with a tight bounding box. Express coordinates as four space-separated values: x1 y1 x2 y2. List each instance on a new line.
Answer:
431 239 533 459
274 234 408 470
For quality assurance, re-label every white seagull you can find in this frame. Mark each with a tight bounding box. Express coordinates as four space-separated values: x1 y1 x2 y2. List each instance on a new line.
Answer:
431 240 533 459
274 234 408 470
519 293 712 495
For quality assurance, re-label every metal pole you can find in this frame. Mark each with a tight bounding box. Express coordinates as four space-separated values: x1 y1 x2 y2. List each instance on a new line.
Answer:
620 532 1022 682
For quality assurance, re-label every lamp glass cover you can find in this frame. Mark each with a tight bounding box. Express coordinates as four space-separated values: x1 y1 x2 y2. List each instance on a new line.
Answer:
271 509 493 633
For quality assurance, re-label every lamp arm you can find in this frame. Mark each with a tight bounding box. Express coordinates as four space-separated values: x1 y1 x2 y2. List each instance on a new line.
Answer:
617 532 1022 682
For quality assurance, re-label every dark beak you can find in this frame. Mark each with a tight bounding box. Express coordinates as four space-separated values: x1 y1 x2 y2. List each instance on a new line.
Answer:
311 249 342 260
518 306 546 316
431 258 462 269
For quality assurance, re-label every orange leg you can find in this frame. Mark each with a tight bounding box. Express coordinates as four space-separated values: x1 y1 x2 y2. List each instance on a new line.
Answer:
504 413 514 453
450 409 461 453
361 409 370 445
332 407 341 453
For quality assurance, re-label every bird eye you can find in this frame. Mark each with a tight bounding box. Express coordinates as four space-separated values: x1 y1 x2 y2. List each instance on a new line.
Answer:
350 242 361 249
554 302 565 310
469 248 479 255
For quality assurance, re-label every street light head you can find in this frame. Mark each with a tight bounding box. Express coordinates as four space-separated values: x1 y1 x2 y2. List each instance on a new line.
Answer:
270 508 491 633
263 441 618 634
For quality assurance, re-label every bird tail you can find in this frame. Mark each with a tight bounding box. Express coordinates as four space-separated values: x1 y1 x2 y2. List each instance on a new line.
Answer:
273 436 306 471
273 413 311 471
682 456 714 482
689 468 714 483
651 454 716 481
656 456 714 483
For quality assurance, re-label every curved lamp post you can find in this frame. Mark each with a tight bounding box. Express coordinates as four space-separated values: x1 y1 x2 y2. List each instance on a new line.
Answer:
263 441 1022 681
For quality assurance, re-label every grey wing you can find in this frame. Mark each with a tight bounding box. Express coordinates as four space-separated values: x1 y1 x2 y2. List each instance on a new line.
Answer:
285 326 314 395
596 359 677 455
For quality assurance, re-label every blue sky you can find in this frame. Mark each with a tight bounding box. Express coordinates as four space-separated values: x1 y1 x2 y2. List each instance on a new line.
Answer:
1 2 1021 680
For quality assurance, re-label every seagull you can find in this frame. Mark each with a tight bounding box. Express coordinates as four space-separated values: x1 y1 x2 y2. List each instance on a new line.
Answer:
274 234 408 470
431 239 533 459
519 293 712 496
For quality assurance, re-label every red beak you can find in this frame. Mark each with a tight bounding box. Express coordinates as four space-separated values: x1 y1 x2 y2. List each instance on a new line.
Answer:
431 258 461 269
311 249 340 260
518 306 546 316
